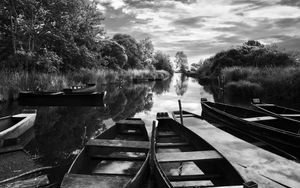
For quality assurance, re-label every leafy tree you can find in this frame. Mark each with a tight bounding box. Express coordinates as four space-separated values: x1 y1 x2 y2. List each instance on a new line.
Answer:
175 51 188 73
0 0 106 72
97 39 127 69
139 37 154 68
112 34 143 69
153 51 173 74
190 61 202 72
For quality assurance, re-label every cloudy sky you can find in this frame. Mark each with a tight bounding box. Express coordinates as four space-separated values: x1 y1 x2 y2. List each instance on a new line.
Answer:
96 0 300 64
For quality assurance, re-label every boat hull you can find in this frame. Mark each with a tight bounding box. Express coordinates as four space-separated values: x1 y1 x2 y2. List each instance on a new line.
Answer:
18 92 105 106
0 110 37 148
152 113 244 188
61 118 150 188
201 101 300 159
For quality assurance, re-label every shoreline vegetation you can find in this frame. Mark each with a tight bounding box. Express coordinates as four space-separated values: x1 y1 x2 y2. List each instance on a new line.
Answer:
0 1 174 103
191 40 300 105
0 69 170 103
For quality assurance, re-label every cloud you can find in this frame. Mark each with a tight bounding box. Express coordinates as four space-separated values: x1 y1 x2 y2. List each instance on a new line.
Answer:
97 0 126 9
98 0 300 64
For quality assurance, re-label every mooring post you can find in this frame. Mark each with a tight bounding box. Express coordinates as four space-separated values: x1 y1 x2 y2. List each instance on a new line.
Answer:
178 99 184 125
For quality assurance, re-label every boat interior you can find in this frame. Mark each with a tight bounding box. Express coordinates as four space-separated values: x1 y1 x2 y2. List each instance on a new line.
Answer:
62 119 150 188
0 116 25 133
154 117 244 188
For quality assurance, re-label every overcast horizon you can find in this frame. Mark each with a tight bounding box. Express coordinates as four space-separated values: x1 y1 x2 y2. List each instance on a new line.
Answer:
96 0 300 64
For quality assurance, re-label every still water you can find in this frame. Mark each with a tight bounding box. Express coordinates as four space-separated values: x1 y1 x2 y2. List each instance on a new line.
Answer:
0 73 214 182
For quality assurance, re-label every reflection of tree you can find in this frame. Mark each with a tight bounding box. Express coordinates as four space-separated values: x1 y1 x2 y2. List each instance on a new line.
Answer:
28 106 104 165
152 77 172 95
5 83 155 167
103 84 153 121
175 74 188 96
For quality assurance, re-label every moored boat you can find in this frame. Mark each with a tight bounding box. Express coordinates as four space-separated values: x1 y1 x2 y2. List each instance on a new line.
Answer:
62 83 97 94
151 112 248 188
0 109 37 149
252 98 300 123
201 99 300 160
18 91 105 106
61 118 150 188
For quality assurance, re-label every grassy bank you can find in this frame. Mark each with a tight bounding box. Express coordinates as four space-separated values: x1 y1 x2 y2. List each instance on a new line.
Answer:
221 66 300 105
0 69 170 103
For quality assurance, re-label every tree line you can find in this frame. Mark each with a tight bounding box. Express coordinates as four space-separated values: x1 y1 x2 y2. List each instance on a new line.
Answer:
0 0 173 74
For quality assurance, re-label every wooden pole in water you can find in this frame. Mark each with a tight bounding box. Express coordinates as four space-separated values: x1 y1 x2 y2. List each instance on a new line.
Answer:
178 99 184 125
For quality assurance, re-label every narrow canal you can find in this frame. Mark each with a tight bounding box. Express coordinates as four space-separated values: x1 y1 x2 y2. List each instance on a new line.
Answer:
0 73 215 183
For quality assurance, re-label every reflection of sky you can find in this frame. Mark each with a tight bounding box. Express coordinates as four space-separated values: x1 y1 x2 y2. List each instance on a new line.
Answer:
135 73 214 133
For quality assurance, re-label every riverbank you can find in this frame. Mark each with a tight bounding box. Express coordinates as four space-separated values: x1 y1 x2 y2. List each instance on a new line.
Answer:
0 69 170 103
193 41 300 106
220 66 300 105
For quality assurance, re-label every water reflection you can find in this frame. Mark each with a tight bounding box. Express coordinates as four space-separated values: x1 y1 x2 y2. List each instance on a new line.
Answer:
175 74 188 96
0 73 216 184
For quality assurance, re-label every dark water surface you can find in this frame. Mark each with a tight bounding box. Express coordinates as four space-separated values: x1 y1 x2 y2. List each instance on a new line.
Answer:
0 73 214 184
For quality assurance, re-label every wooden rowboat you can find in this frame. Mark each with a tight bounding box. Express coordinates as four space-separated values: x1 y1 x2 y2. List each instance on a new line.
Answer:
151 112 248 188
252 98 300 123
61 118 150 188
62 83 97 94
201 99 300 160
0 109 37 150
18 91 105 106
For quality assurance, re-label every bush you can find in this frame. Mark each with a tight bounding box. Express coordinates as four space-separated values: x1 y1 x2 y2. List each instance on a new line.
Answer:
196 40 297 77
221 67 251 82
225 81 263 103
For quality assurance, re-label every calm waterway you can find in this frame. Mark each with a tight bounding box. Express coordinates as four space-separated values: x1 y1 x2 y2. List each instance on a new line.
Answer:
0 73 215 183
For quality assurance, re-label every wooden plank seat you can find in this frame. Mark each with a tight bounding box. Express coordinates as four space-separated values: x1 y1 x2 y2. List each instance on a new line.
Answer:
86 139 149 152
156 151 222 163
90 152 147 161
119 129 142 135
172 181 244 188
61 173 132 188
171 180 214 187
242 116 277 122
280 114 300 117
156 142 190 147
116 119 145 126
168 174 220 181
175 114 196 118
158 132 180 137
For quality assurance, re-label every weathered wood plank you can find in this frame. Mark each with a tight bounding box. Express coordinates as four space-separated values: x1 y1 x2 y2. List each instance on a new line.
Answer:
168 174 220 181
158 132 180 137
280 114 300 117
119 130 141 135
0 175 49 188
91 152 146 161
178 113 300 188
116 119 144 126
60 173 131 188
157 142 190 147
86 139 149 151
157 151 222 163
242 116 276 122
205 186 243 188
171 180 214 187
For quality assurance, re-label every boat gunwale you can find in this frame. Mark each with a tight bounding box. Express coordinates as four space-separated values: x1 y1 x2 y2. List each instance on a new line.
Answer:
0 112 36 138
201 101 300 137
252 103 300 124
